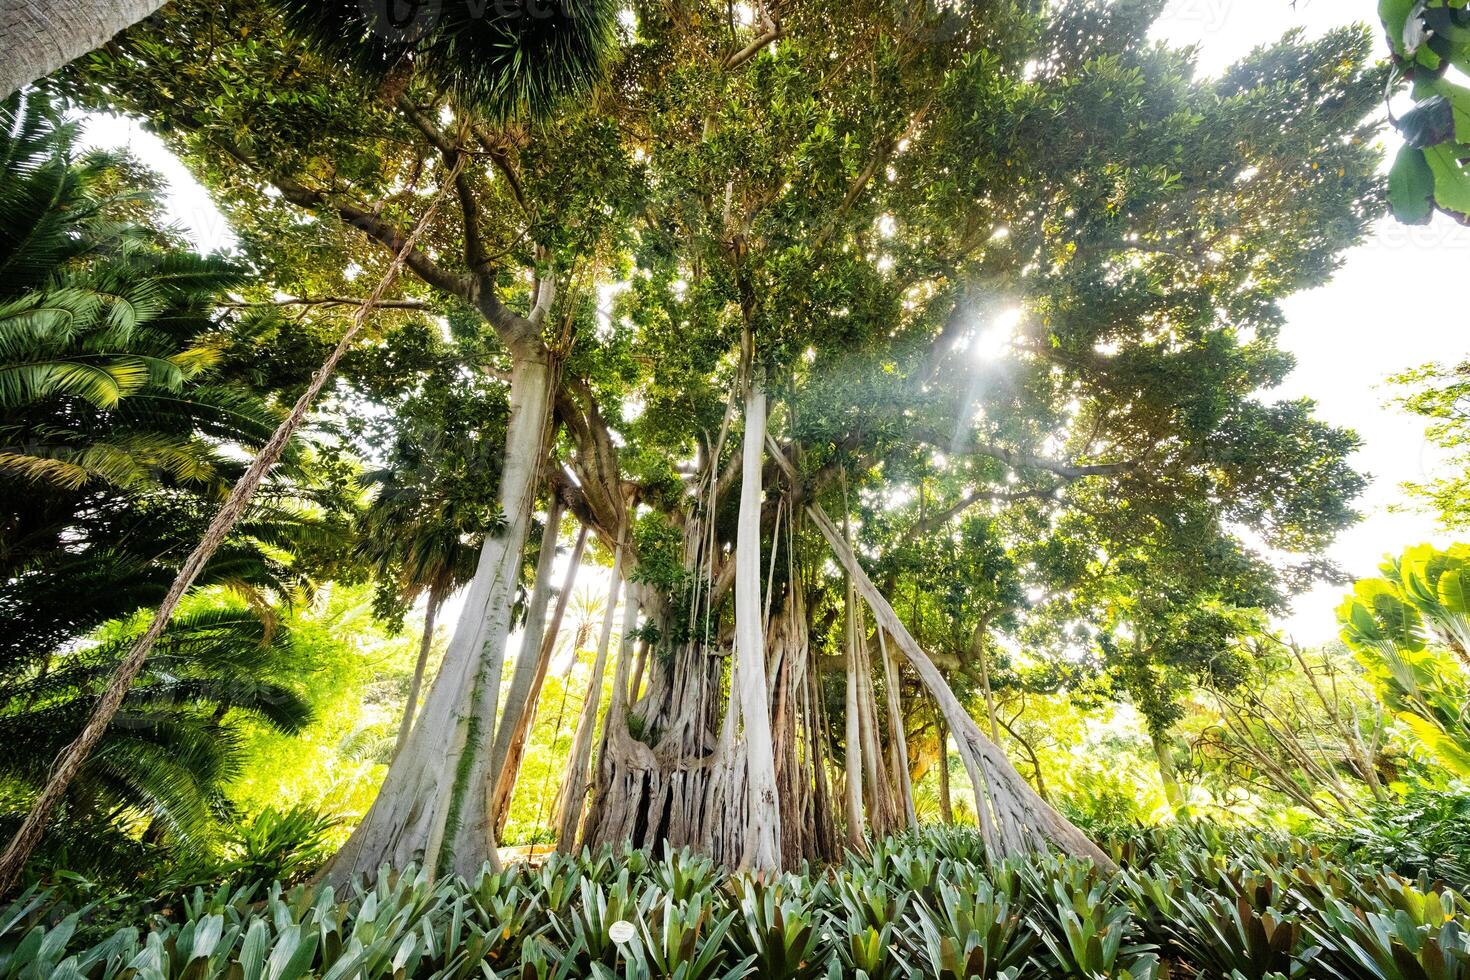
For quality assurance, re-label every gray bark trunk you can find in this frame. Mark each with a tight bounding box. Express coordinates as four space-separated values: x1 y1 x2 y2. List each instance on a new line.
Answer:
804 499 1114 870
490 522 588 840
482 494 564 815
879 627 918 829
937 716 954 824
324 352 554 884
553 538 625 852
1 0 166 98
734 364 781 872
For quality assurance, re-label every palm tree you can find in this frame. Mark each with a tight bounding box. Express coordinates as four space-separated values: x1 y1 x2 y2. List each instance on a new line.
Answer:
273 0 620 118
0 604 310 871
0 90 341 883
0 89 339 670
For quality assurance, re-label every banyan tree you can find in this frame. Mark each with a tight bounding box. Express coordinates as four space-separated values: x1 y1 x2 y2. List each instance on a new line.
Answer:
54 0 1380 880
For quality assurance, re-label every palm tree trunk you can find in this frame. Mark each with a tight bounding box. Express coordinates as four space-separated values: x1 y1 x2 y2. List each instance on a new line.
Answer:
393 582 444 760
1 0 167 99
0 162 463 898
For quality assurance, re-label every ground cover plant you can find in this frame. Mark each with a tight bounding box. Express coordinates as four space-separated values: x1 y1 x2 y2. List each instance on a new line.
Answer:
5 826 1469 980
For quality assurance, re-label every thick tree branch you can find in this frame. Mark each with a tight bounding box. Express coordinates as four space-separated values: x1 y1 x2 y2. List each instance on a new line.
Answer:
211 136 473 301
396 97 491 282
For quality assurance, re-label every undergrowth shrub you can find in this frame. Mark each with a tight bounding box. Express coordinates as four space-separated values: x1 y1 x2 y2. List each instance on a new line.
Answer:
3 826 1469 978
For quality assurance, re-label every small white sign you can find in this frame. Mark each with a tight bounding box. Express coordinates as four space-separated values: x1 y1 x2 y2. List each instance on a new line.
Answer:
608 920 637 945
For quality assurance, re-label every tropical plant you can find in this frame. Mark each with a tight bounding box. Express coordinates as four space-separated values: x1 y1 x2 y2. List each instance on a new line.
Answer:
1378 0 1470 224
1338 545 1470 776
0 87 352 663
0 603 311 870
4 828 1470 980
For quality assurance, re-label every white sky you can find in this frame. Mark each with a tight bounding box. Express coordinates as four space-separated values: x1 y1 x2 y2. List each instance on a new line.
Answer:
79 0 1466 646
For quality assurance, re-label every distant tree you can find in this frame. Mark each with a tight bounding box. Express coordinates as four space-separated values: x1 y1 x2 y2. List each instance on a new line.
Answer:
1391 361 1470 528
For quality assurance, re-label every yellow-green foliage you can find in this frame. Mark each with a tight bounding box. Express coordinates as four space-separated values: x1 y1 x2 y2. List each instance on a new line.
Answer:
1339 544 1470 777
226 585 423 823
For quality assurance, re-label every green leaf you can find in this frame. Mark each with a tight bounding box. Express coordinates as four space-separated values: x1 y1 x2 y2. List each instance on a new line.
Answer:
1389 145 1436 224
1425 143 1470 219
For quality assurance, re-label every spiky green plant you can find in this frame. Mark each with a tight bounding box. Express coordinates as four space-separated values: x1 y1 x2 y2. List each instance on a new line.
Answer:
270 0 621 121
0 605 311 859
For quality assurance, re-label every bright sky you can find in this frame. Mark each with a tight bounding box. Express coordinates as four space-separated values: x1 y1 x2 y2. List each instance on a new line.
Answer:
79 0 1466 646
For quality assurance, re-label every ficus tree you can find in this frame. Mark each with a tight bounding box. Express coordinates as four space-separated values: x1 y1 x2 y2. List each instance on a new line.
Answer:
41 0 1387 880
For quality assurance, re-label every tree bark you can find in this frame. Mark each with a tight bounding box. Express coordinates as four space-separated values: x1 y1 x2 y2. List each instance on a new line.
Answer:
803 499 1114 869
733 362 781 872
0 161 465 898
879 627 918 829
393 582 444 760
553 538 624 852
324 350 555 884
843 588 866 850
489 522 588 841
973 620 1001 741
937 715 954 824
481 494 564 825
1 0 167 99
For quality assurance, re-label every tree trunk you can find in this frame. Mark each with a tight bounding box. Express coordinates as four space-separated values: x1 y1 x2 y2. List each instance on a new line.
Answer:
855 627 897 837
324 351 555 884
803 499 1114 870
843 589 866 850
480 494 564 827
553 538 625 852
1 0 167 99
733 362 781 872
490 522 588 841
0 164 465 897
393 583 444 760
879 628 918 829
937 715 954 824
973 620 1001 741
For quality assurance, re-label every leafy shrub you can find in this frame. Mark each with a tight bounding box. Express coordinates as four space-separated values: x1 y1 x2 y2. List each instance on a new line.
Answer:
1321 790 1470 889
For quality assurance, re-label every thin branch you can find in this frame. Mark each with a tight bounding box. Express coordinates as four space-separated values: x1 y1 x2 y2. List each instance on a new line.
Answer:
221 296 430 311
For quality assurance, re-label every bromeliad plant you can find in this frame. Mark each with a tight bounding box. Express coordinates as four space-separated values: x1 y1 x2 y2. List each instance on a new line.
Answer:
4 828 1470 979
